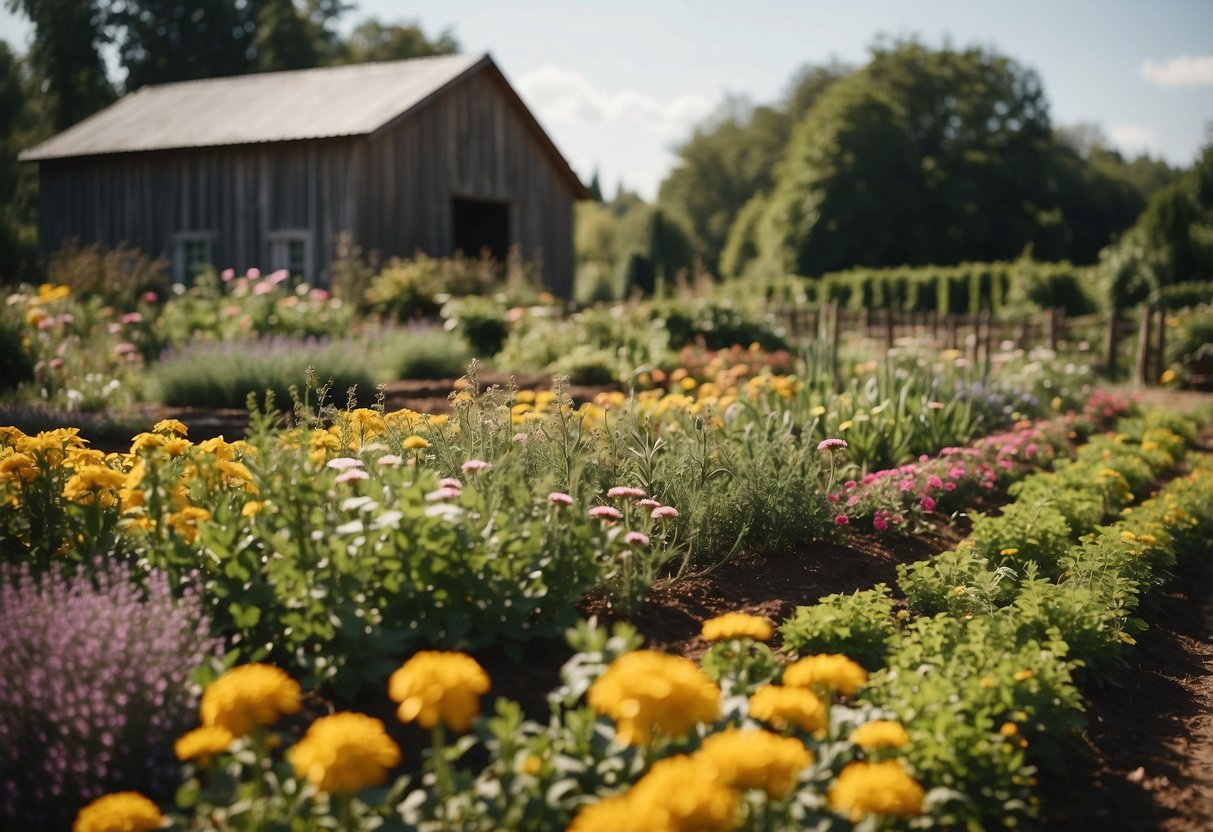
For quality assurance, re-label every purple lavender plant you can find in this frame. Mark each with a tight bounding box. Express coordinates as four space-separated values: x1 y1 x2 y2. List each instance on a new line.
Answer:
0 559 221 831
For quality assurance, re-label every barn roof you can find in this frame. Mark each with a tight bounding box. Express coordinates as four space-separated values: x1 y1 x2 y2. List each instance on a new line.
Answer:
20 52 589 196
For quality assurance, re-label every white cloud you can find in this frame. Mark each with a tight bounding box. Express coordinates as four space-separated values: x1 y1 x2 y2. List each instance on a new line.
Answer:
515 64 714 141
1107 124 1158 157
1140 55 1213 87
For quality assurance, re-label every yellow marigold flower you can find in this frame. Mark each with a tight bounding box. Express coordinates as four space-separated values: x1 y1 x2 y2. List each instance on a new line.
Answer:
829 760 924 821
241 500 266 517
1160 369 1178 384
1120 530 1137 543
130 432 164 453
153 419 189 436
0 453 37 484
216 459 255 485
1139 534 1157 546
200 663 301 737
748 684 827 734
701 612 773 642
197 436 236 460
37 282 71 302
163 437 191 457
954 585 966 595
627 754 739 832
999 722 1018 738
167 506 212 543
1000 547 1019 557
587 650 720 746
783 654 868 696
73 791 164 832
566 794 650 832
849 720 910 751
62 465 127 504
402 435 430 450
174 725 235 763
288 712 402 794
389 651 490 733
1013 669 1035 682
698 728 812 798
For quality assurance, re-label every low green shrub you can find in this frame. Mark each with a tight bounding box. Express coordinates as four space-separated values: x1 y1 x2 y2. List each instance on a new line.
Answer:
779 585 896 669
968 499 1073 578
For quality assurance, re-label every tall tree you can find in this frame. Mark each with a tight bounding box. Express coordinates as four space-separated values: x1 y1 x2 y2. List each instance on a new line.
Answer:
6 0 113 129
253 0 318 72
107 0 255 90
757 40 1063 276
325 18 458 65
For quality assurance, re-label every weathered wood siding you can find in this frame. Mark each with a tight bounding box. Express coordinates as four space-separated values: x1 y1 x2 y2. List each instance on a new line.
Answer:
359 68 578 296
35 64 580 294
37 138 361 283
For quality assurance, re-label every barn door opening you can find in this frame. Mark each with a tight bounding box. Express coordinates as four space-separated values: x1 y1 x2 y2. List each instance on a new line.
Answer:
451 197 510 263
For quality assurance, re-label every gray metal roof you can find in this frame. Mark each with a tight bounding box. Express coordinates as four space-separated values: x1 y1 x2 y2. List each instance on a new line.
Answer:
20 52 488 161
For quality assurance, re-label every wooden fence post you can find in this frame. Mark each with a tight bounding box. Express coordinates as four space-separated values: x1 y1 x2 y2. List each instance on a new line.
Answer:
1133 305 1153 387
1104 307 1119 377
1154 306 1167 383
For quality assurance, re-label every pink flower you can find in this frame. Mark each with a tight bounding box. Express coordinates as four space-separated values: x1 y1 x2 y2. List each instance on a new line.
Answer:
141 291 158 303
336 469 369 484
651 506 680 519
221 268 236 282
548 491 574 505
943 482 956 491
862 473 876 485
246 267 261 280
267 269 290 285
425 487 462 502
827 493 839 503
49 358 65 370
899 478 916 492
920 496 936 512
835 514 849 525
624 532 651 546
817 438 848 451
927 475 943 489
461 459 493 474
590 505 623 520
844 480 856 490
439 477 463 489
948 466 966 480
253 281 274 296
310 288 330 302
120 312 143 324
377 454 403 466
512 432 528 442
637 498 661 509
607 486 646 500
326 457 363 470
846 495 859 506
873 517 888 531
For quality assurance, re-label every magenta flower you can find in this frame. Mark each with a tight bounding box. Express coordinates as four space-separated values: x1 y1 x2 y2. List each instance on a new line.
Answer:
835 514 849 525
607 486 646 500
920 496 936 512
548 491 574 505
817 438 848 451
651 506 680 519
461 459 493 474
927 475 943 489
590 505 623 520
873 517 888 531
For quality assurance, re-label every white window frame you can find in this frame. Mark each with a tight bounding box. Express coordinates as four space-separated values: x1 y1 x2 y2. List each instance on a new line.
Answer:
267 230 313 284
171 232 215 285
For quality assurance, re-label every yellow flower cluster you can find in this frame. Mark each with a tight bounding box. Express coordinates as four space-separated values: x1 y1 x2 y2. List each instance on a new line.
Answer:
587 650 721 746
827 760 925 821
849 720 910 750
174 725 235 763
73 791 164 832
389 651 491 733
288 712 402 793
698 728 813 798
199 663 302 736
568 754 738 832
747 684 827 734
700 612 773 642
783 654 868 696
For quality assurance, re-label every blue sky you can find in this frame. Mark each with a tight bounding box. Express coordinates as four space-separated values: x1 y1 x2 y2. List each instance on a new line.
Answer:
4 1 1211 198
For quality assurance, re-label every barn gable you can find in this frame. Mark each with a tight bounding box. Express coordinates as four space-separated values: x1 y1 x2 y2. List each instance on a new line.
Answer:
20 54 588 292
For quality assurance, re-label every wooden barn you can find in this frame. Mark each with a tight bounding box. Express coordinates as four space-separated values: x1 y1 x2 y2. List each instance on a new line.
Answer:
20 53 589 294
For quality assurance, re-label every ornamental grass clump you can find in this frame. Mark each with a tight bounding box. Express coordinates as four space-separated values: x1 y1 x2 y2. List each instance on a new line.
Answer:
0 558 219 831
